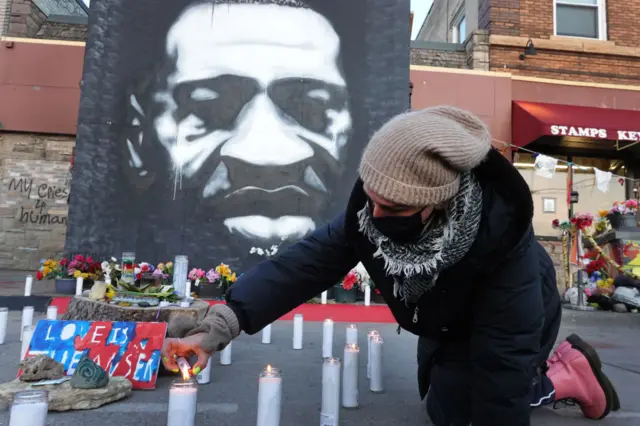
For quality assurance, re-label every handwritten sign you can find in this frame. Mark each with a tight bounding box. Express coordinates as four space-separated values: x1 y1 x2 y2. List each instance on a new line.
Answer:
23 320 167 389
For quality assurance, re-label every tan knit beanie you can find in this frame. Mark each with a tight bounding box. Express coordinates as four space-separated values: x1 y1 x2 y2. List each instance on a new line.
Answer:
359 105 492 207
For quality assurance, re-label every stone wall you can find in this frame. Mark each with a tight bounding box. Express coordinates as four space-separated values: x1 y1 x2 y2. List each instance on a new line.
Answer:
411 45 467 68
0 132 74 269
538 238 568 293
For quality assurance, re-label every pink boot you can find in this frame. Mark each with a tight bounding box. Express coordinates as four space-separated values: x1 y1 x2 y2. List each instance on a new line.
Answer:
547 334 618 420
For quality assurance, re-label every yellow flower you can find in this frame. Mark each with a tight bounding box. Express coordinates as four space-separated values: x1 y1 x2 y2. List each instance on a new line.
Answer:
598 209 609 218
42 266 51 276
73 270 82 278
230 273 237 282
216 264 231 277
157 263 165 271
165 262 173 268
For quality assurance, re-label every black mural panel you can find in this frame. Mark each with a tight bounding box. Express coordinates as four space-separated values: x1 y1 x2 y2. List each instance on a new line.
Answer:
66 0 410 271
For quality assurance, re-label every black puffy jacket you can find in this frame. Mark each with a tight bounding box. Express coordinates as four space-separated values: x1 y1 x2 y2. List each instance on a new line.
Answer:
227 149 560 426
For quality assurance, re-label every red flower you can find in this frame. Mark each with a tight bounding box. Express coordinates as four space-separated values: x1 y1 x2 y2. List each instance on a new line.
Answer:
59 258 69 267
551 219 559 228
141 264 150 272
75 255 85 262
86 256 94 264
36 270 43 280
342 271 358 291
136 273 142 280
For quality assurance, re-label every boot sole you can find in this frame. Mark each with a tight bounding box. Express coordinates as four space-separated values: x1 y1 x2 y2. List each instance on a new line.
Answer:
566 334 618 419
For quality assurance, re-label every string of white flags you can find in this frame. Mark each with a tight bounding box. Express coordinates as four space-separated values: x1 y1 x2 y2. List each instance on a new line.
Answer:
493 139 637 194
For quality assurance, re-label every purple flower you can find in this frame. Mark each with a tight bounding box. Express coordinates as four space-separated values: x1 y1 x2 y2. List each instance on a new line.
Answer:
206 268 220 283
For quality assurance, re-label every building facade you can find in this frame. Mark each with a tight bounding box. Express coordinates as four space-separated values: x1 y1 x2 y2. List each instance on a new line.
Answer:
417 0 640 290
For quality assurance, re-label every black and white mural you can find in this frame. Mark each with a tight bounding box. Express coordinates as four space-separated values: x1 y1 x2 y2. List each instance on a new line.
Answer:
67 0 410 270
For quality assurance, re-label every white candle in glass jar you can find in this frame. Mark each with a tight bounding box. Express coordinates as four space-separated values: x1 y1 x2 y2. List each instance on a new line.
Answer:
46 305 57 320
261 324 272 344
0 307 8 345
345 324 358 345
24 275 33 297
321 291 328 304
167 378 198 426
20 306 33 342
322 319 334 359
75 277 83 296
342 343 359 408
20 325 34 361
9 390 48 426
220 341 232 365
257 365 282 426
367 329 380 380
292 314 303 350
321 357 341 426
369 336 384 393
196 358 212 385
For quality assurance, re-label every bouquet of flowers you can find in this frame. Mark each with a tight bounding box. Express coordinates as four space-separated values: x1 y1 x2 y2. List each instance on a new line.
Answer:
68 255 101 280
551 218 572 232
341 270 359 291
36 258 71 280
610 200 638 216
188 268 206 283
213 263 237 293
570 213 594 232
99 257 121 283
152 262 174 284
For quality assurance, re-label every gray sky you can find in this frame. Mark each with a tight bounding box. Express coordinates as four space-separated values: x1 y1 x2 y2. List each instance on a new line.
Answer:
411 0 433 39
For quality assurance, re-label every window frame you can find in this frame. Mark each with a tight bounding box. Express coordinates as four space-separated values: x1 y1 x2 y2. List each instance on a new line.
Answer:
553 0 607 41
450 7 467 43
542 197 557 214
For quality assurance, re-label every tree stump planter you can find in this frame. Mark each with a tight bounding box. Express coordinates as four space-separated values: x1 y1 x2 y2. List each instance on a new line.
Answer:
61 296 210 323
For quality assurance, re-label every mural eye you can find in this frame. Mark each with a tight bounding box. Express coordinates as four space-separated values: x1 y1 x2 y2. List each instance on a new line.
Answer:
190 87 219 101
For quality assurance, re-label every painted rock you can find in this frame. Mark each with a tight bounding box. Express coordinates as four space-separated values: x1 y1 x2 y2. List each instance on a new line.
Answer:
70 355 109 389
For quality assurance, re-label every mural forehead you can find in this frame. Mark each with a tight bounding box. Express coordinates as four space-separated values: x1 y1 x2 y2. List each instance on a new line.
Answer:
167 4 345 86
67 0 410 271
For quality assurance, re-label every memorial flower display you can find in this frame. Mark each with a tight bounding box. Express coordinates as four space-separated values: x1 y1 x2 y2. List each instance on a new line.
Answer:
35 258 71 280
214 263 237 293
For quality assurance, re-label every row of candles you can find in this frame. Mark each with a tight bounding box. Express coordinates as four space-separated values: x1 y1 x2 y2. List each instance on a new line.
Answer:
167 315 384 426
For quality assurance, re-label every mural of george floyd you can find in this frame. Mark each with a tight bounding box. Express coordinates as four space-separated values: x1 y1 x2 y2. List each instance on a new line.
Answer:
66 0 410 271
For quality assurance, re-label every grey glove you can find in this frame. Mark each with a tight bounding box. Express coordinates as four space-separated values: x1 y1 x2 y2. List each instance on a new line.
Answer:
167 304 241 353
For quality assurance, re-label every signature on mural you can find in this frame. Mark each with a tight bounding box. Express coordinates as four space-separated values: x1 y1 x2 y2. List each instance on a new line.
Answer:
122 0 352 242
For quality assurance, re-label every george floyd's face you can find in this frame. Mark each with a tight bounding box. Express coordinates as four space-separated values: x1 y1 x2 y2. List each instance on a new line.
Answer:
125 2 352 241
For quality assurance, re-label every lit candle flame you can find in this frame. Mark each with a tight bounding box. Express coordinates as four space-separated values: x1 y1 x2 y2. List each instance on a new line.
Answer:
266 364 272 373
176 357 192 381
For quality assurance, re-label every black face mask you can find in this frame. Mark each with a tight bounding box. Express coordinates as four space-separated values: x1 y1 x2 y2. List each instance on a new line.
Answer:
370 207 426 243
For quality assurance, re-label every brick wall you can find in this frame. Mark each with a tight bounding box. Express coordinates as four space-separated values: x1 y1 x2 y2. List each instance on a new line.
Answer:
7 0 46 37
5 0 87 40
484 0 640 85
0 132 74 269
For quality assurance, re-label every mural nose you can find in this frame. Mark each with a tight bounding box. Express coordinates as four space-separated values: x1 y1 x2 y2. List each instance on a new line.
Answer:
220 94 314 166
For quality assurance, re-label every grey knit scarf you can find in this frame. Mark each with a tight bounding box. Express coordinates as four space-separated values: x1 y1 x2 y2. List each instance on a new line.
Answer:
357 172 483 304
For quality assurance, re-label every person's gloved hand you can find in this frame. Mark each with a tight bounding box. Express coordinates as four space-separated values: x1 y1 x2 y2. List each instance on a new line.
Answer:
161 304 241 375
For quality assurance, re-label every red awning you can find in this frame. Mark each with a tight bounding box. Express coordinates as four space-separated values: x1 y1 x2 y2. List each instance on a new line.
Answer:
512 101 640 147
